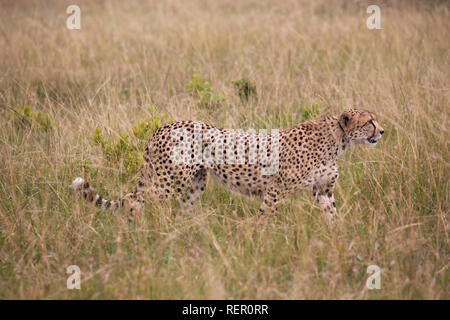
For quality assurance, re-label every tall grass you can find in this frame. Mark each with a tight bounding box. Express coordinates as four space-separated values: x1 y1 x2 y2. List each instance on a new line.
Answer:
0 0 448 299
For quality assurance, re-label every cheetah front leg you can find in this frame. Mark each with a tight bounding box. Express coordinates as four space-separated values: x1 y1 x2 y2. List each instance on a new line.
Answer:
259 182 281 215
313 181 337 226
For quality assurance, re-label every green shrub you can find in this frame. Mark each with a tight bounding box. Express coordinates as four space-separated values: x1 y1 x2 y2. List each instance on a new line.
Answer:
13 105 52 132
92 107 173 174
233 78 257 103
301 104 320 120
186 74 224 109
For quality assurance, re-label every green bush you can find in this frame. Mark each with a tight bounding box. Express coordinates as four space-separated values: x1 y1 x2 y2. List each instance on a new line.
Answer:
92 107 173 174
13 105 52 132
186 74 224 109
233 78 257 103
301 104 320 120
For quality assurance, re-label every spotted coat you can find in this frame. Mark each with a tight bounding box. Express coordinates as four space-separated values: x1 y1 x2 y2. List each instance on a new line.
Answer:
72 109 384 225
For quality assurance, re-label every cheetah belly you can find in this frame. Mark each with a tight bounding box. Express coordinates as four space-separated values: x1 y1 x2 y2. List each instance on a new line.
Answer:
209 164 269 198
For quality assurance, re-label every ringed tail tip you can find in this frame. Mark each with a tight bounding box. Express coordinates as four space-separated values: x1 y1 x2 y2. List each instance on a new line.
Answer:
71 177 85 192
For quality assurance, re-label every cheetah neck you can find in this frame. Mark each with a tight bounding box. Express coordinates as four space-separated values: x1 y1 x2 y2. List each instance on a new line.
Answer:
331 117 350 157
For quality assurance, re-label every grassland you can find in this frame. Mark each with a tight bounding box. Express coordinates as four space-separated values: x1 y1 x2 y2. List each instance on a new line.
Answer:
0 0 448 299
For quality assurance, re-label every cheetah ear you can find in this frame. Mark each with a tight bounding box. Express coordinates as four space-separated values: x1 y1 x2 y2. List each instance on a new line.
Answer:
338 110 353 132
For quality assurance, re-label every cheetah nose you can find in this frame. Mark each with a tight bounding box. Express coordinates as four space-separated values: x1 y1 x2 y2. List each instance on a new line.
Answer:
380 130 384 135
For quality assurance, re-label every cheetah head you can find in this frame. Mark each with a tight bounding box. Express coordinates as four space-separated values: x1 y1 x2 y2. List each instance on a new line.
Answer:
338 109 384 146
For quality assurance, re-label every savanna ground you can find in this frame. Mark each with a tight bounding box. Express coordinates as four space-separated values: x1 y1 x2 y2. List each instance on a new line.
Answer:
0 0 448 299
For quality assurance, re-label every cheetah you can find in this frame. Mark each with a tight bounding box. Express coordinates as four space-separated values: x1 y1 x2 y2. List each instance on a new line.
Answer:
72 109 384 225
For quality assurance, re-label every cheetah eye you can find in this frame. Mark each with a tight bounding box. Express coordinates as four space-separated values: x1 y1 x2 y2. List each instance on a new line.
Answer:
366 119 374 126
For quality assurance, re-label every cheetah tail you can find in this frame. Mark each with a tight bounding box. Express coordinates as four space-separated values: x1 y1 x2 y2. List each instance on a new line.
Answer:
70 177 123 210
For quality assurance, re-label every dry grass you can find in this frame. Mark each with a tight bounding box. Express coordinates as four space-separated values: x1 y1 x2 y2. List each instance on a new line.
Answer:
0 0 448 299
